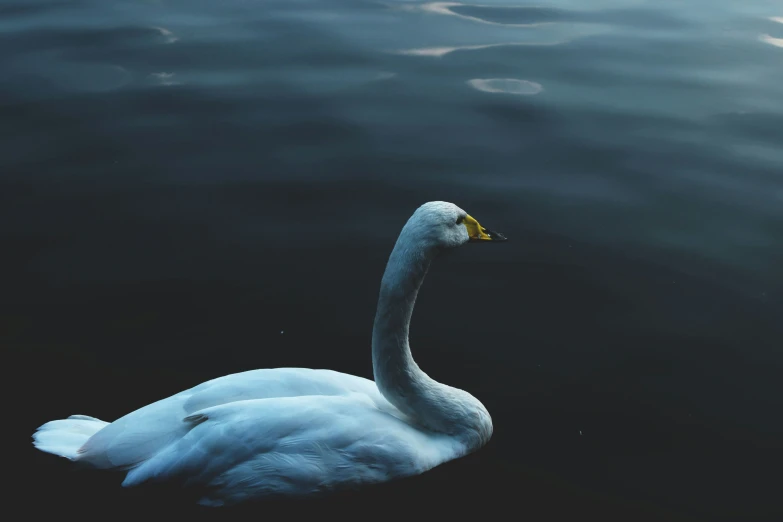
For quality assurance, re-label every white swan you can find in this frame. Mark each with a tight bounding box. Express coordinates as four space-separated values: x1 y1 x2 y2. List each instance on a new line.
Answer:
32 201 507 506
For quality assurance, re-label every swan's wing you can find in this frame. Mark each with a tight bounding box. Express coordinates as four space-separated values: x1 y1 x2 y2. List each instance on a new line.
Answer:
77 368 389 470
120 394 461 506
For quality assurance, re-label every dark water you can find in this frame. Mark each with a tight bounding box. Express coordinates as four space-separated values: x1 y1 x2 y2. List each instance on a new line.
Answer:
5 0 782 520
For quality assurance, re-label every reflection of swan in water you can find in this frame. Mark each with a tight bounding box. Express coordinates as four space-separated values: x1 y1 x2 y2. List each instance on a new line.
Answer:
32 201 507 507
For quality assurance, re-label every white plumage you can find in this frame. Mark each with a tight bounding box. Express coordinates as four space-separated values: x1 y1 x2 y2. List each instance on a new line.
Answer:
32 201 505 506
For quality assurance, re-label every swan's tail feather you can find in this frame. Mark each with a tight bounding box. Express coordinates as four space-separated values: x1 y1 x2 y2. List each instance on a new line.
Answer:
32 414 109 460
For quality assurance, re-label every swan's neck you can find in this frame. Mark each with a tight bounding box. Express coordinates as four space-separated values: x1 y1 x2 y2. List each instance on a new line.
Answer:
371 231 492 450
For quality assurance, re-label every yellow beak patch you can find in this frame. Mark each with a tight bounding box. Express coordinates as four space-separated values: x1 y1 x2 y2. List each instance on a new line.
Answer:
463 214 493 241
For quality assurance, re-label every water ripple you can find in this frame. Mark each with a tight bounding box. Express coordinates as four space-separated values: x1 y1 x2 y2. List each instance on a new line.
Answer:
420 2 552 27
760 34 783 47
395 39 567 57
467 78 543 95
150 26 178 44
149 72 180 86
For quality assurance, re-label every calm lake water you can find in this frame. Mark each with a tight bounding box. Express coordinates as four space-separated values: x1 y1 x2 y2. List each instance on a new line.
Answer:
5 1 782 520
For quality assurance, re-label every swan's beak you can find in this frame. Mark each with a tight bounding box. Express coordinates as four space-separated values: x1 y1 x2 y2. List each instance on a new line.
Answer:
464 214 507 242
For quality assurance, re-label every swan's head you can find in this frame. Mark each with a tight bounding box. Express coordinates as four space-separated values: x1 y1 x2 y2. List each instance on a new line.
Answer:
405 201 507 250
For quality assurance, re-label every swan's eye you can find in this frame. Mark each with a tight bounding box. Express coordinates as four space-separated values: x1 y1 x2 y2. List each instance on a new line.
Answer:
456 216 464 225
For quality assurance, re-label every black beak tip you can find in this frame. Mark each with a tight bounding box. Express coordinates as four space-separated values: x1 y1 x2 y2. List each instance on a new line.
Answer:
484 228 507 242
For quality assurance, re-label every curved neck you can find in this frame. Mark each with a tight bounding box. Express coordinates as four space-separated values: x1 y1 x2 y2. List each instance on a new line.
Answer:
371 230 492 448
371 238 431 407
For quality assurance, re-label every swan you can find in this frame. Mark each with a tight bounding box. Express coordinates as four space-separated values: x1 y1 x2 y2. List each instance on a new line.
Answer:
32 201 507 506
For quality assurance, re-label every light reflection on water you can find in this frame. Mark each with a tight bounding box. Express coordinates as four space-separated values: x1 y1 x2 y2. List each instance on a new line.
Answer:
467 78 543 95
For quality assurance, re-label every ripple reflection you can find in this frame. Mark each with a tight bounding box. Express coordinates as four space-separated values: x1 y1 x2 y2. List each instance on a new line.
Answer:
396 39 566 57
467 78 543 95
420 2 552 27
760 34 783 47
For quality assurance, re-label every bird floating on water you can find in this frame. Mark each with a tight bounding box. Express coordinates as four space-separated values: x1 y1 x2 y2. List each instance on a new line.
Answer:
32 201 507 506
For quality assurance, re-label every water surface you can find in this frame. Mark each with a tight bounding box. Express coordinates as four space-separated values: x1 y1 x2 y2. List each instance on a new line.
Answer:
4 1 782 519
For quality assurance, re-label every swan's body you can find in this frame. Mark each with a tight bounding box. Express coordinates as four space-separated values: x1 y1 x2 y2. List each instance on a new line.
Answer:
32 201 506 506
